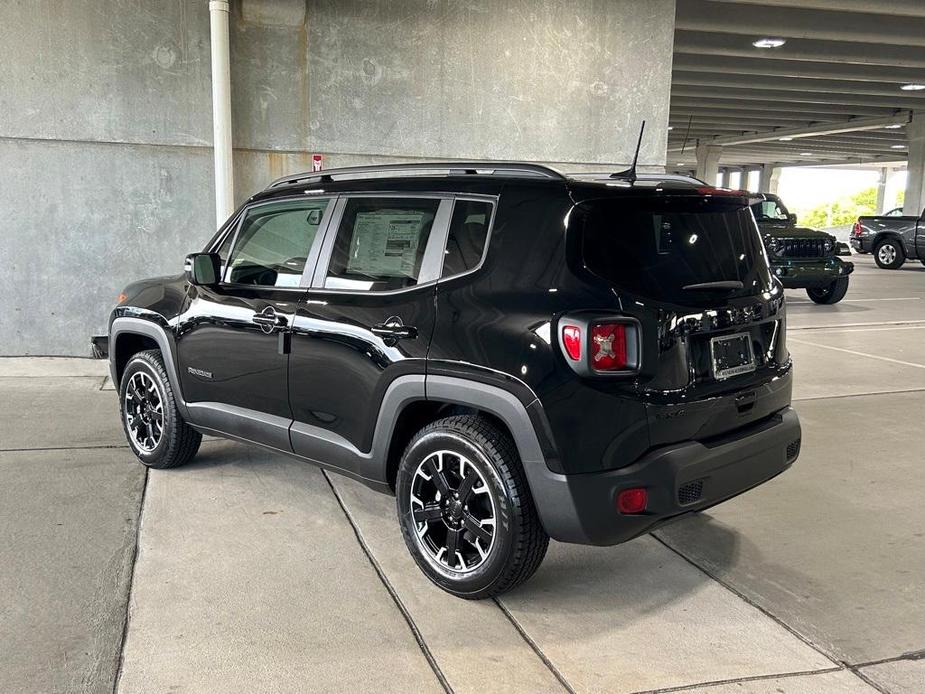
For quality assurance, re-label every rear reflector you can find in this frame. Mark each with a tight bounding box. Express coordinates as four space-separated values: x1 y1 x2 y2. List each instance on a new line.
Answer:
591 323 628 371
617 488 648 514
562 325 582 360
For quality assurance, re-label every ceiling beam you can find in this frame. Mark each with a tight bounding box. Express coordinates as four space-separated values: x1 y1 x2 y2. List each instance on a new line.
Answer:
672 72 925 100
701 0 925 18
671 96 897 116
678 113 912 148
672 54 925 84
674 30 925 68
671 87 921 111
675 0 925 47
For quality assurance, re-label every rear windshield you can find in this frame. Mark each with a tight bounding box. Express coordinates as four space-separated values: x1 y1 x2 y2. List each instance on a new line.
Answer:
579 197 772 307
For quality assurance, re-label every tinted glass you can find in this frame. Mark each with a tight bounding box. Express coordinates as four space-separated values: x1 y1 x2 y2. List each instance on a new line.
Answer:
324 197 439 291
226 199 330 287
441 200 492 277
580 198 772 308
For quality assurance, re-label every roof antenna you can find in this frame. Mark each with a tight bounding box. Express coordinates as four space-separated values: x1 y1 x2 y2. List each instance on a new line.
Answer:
610 120 646 183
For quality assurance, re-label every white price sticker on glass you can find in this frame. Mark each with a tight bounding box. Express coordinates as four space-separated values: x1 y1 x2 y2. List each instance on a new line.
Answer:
347 211 426 278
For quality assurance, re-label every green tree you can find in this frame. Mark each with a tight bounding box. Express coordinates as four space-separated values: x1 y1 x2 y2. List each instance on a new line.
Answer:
797 187 878 228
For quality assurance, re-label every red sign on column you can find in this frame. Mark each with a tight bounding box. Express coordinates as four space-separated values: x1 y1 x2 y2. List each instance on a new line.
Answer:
311 154 324 172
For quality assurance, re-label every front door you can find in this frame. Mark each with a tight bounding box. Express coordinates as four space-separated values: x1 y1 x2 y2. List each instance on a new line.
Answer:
288 194 452 477
177 195 333 450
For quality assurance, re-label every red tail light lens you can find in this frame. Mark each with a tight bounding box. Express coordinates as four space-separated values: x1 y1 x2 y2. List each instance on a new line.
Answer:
852 221 862 237
617 488 648 514
561 325 582 361
590 323 628 371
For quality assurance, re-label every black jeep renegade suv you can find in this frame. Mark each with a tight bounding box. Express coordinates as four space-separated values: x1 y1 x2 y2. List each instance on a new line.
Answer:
107 162 801 599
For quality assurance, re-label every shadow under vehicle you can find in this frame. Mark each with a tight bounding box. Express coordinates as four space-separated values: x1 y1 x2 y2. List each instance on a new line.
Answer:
750 193 853 304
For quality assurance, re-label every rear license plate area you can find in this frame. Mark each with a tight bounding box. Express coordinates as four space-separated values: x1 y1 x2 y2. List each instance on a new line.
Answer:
710 333 756 380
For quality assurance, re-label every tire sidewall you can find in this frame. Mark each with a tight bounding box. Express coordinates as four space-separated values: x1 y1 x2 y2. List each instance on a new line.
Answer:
396 429 517 597
119 354 173 465
875 240 903 269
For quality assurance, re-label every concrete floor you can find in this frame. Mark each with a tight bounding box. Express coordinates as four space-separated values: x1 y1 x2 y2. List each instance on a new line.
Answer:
1 254 923 694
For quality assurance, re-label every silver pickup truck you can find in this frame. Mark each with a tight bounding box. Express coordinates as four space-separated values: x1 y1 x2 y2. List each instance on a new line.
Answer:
851 208 925 269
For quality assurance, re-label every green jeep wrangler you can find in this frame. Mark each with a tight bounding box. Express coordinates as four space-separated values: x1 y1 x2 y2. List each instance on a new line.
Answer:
750 193 854 304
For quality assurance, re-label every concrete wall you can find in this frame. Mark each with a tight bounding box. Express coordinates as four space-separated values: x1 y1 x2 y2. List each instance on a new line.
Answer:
1 0 675 355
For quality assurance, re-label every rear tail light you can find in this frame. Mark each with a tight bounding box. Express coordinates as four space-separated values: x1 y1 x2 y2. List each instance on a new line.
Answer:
851 220 862 237
561 325 582 360
558 315 640 376
591 323 628 371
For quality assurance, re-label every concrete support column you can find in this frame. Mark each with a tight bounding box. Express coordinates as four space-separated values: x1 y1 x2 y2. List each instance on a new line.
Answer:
695 143 722 184
876 167 888 214
759 164 780 194
905 111 925 217
209 0 234 226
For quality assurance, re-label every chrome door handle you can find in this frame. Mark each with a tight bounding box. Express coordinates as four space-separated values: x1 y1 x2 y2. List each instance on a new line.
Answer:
371 320 417 342
252 307 287 333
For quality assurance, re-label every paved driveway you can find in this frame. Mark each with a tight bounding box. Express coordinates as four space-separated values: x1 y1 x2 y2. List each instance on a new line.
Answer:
1 255 923 693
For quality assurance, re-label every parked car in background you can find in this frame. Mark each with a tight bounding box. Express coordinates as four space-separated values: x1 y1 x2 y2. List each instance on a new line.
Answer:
101 163 801 599
851 207 925 269
750 193 854 304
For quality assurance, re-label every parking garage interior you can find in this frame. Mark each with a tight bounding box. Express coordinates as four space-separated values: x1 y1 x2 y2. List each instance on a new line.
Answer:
1 2 924 693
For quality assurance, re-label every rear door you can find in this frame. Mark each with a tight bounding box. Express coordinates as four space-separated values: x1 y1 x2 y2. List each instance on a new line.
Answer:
176 196 333 449
287 194 451 475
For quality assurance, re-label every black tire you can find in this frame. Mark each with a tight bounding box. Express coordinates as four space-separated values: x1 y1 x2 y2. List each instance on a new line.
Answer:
874 239 905 269
396 415 549 599
119 349 201 469
806 276 849 304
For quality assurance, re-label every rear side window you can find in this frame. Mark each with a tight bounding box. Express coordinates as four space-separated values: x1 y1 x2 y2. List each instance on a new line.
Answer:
324 197 439 291
441 200 492 278
226 198 330 287
580 197 772 307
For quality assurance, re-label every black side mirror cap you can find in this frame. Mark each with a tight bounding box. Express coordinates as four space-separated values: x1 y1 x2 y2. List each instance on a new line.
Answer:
185 253 221 286
787 213 798 225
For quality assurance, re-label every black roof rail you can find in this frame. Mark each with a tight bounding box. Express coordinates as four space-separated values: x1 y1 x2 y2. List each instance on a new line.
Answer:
265 161 566 189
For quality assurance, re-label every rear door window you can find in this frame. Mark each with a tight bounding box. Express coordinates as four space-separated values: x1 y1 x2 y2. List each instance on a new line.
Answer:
323 197 441 292
579 197 772 307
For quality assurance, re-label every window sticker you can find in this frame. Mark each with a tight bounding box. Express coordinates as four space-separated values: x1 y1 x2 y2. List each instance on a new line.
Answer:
346 211 427 278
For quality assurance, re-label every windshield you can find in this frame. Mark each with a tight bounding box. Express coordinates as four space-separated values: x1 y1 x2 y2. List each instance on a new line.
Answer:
750 199 789 222
579 197 773 308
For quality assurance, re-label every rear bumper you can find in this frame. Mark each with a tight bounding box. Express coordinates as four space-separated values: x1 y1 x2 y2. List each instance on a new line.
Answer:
526 406 801 545
90 335 109 359
850 237 871 252
771 259 853 288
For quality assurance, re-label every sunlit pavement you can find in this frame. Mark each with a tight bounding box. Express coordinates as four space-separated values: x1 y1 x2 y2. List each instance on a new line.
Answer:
1 255 923 693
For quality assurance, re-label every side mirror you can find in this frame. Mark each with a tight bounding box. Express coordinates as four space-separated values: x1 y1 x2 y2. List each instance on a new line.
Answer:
185 253 221 286
787 213 798 225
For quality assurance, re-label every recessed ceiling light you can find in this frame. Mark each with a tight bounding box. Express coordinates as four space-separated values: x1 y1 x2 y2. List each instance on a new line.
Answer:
884 124 903 129
800 152 813 156
891 144 907 149
667 126 674 131
900 84 925 91
778 136 794 141
753 38 786 48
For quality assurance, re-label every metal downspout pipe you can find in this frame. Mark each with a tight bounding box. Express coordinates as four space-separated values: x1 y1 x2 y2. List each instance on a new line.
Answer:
209 0 234 226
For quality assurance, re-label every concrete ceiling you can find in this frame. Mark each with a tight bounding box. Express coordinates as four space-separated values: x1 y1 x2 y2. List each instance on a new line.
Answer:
669 0 925 170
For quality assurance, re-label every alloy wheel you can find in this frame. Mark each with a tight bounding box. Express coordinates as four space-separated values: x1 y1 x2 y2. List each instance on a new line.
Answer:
410 450 496 574
124 371 164 452
878 244 897 265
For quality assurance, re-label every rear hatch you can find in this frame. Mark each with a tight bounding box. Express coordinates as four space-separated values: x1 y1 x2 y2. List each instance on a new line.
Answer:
575 190 791 447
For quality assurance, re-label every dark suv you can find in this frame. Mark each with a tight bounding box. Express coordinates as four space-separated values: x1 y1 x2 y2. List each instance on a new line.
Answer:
750 193 853 304
105 163 801 598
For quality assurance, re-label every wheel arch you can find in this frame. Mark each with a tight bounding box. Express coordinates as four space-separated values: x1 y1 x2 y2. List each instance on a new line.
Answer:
110 317 189 418
872 232 907 254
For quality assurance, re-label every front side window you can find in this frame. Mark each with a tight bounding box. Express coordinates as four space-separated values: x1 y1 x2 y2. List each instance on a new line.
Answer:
441 200 493 278
324 197 439 291
225 198 330 287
